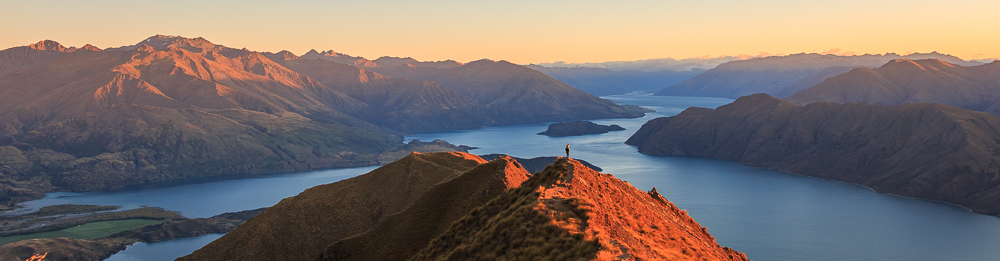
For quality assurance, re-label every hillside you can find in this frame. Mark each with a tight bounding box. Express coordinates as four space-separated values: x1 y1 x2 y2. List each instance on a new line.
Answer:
327 157 747 260
655 52 981 99
316 155 531 261
178 152 489 261
786 59 1000 115
627 94 1000 217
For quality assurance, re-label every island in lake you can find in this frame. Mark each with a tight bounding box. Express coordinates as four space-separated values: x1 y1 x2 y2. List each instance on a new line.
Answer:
537 121 625 137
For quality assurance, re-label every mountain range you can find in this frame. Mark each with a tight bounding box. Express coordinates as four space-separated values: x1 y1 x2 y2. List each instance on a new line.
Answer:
184 152 748 261
654 52 982 99
786 59 1000 115
0 35 644 209
526 65 703 96
627 94 1000 217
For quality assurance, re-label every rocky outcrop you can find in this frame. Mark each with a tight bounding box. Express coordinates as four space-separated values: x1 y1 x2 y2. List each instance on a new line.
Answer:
627 93 1000 217
538 120 625 137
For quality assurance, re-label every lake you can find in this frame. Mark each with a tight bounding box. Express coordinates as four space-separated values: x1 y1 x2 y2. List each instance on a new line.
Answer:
12 93 1000 261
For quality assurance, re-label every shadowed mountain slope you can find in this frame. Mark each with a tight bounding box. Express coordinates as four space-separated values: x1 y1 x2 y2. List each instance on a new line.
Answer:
627 94 1000 217
179 152 488 261
317 155 531 261
656 52 981 99
786 59 1000 115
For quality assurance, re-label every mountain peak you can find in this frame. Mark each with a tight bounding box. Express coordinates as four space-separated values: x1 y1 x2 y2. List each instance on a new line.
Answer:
882 58 956 71
112 35 217 52
78 44 101 51
302 49 320 57
301 49 345 59
28 40 68 51
262 50 299 61
372 56 463 69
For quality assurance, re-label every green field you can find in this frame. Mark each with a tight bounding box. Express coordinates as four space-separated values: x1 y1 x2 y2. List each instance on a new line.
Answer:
0 219 162 245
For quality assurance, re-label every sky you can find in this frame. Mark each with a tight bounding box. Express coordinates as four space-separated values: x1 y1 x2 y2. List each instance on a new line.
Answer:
3 0 998 64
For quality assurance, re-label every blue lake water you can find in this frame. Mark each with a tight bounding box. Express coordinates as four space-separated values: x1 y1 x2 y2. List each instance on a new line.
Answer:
10 93 1000 260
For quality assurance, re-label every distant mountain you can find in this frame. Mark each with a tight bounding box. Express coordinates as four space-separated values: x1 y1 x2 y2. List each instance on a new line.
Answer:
534 56 746 72
655 52 982 99
263 55 494 132
772 66 853 98
263 51 645 132
365 59 647 125
371 56 463 69
786 59 1000 115
627 94 1000 217
526 65 703 96
298 49 377 67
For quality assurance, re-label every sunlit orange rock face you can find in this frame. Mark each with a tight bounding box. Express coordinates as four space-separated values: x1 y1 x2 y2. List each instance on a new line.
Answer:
320 157 747 261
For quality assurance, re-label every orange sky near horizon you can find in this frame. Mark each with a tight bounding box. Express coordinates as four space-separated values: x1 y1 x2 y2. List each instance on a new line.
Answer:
3 0 998 64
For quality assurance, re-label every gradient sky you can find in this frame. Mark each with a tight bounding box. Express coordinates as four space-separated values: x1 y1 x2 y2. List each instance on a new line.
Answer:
3 0 998 64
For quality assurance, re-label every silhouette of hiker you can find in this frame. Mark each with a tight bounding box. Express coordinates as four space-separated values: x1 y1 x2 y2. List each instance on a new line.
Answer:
565 144 570 159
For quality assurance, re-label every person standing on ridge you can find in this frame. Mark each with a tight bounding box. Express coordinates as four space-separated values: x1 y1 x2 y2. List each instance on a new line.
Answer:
565 144 570 159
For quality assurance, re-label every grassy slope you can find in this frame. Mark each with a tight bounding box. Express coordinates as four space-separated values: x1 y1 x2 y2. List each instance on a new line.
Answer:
0 219 161 245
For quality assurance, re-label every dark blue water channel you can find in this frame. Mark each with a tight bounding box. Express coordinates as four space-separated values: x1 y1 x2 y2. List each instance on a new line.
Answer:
9 94 1000 260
